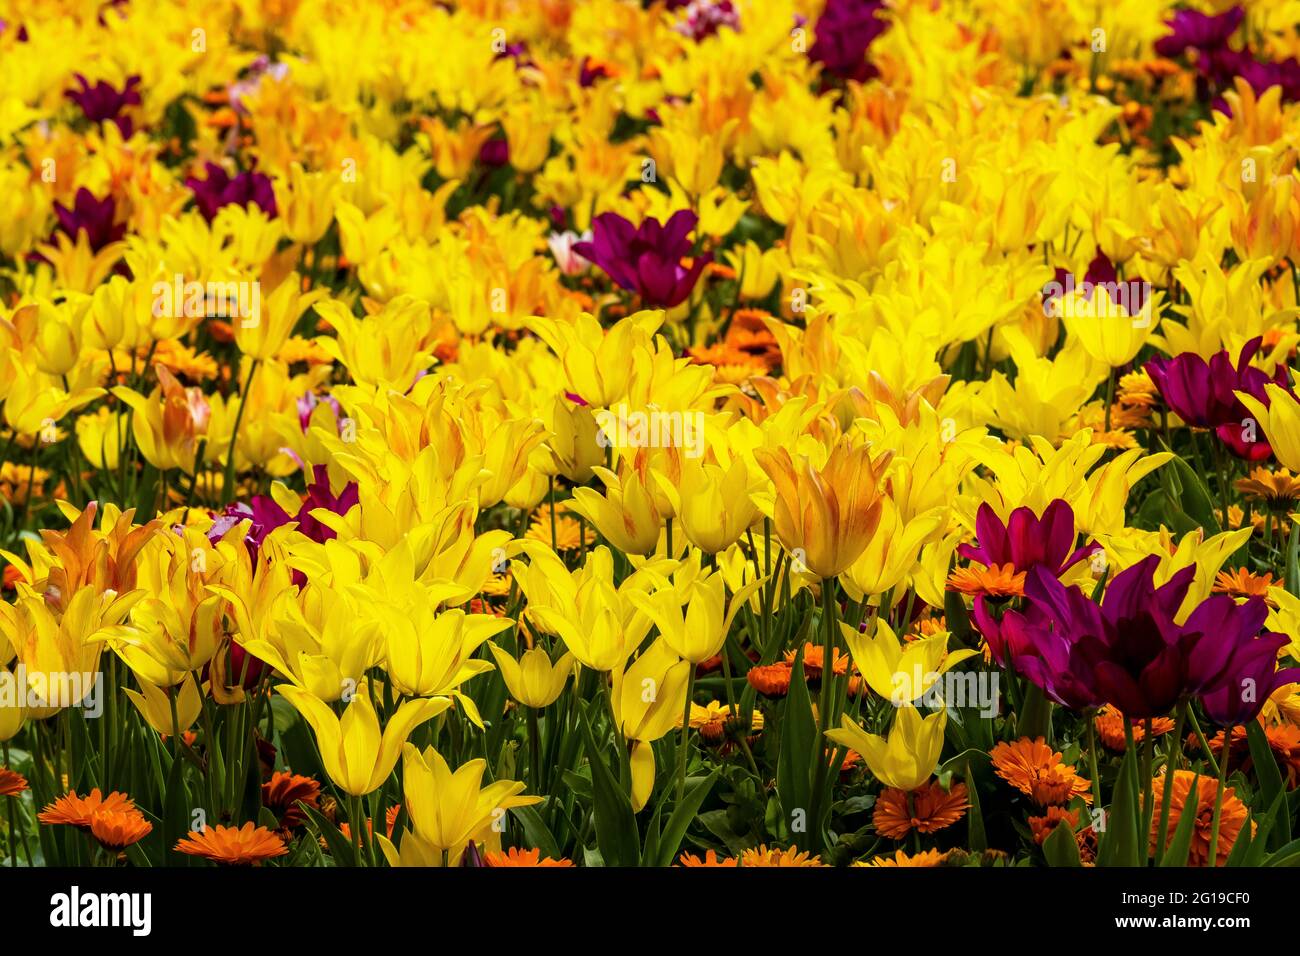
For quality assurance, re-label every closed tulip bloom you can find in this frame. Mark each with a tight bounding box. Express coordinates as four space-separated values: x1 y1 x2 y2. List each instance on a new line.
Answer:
383 607 508 703
534 395 604 483
756 438 892 579
401 744 540 856
667 456 760 554
569 467 663 556
610 639 691 809
958 499 1100 578
278 680 449 797
1062 285 1160 367
487 643 575 708
124 676 204 736
826 704 947 792
274 162 337 245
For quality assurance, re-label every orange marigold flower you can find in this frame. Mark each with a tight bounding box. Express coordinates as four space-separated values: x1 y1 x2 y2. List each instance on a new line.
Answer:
1093 706 1175 751
1212 568 1278 607
856 848 952 867
746 662 792 697
0 768 28 796
1028 805 1080 845
39 789 137 828
873 780 969 841
740 844 827 867
678 849 738 867
946 563 1026 598
483 847 574 867
89 809 153 851
1236 467 1300 510
784 642 851 680
1149 770 1253 866
175 822 289 865
991 737 1092 806
261 771 321 830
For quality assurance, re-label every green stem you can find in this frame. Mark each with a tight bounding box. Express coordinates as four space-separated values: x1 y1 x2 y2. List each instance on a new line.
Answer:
1207 732 1231 868
221 359 260 505
677 668 696 803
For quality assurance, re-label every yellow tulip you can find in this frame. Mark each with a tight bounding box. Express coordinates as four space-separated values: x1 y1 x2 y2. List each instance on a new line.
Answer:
233 273 324 361
382 607 508 708
569 467 663 556
825 704 947 792
841 501 946 601
401 744 540 858
610 639 690 810
663 456 760 554
1238 383 1300 471
124 676 204 736
534 395 603 483
1061 286 1160 367
278 679 448 797
274 162 338 245
628 568 762 664
841 619 978 704
486 643 575 709
755 438 892 580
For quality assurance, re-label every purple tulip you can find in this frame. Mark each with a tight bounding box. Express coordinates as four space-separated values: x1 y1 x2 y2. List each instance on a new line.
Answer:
478 138 510 168
976 557 1287 719
66 74 141 137
209 465 358 571
573 210 711 308
808 0 889 83
185 162 278 222
958 499 1100 578
1194 600 1293 726
1145 337 1291 461
672 0 740 42
1154 6 1243 58
53 188 125 251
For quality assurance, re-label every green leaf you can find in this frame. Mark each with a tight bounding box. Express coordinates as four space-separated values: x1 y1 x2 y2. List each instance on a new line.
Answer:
1247 720 1291 849
1043 819 1082 867
651 772 718 867
161 751 193 867
1158 771 1201 867
514 803 561 862
302 803 356 867
776 645 817 851
1097 746 1141 867
577 706 640 867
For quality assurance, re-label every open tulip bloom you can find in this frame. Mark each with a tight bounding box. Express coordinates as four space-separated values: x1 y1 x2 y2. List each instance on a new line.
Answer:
5 0 1300 896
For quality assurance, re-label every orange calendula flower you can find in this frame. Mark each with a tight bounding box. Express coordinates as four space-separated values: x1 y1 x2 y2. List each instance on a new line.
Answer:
746 662 792 698
175 823 289 865
678 849 738 867
1028 805 1081 845
39 789 138 828
261 771 321 831
739 845 827 867
946 563 1026 598
1235 467 1300 510
0 768 28 796
873 780 970 841
990 738 1092 806
1212 568 1278 607
89 809 153 851
1093 706 1175 751
1149 770 1252 866
483 847 574 867
856 848 952 867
